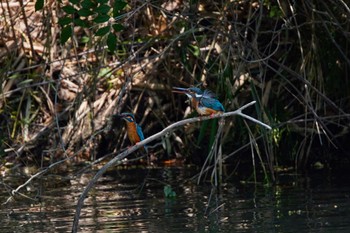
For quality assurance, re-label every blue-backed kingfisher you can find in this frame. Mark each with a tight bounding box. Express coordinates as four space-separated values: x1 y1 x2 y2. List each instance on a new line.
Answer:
173 87 225 115
119 112 147 152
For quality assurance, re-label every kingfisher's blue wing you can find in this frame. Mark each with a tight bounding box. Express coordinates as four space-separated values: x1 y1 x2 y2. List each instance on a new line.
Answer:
200 97 225 112
137 124 148 153
202 89 217 99
136 124 145 141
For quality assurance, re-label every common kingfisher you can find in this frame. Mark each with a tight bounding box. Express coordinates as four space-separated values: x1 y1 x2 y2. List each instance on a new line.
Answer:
119 112 147 152
173 87 225 116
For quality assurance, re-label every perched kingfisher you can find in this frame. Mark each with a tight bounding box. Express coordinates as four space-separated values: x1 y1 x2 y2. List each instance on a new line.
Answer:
119 112 147 152
173 87 225 115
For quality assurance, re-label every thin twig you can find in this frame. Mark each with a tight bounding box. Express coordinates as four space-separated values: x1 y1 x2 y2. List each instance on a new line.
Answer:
2 155 72 205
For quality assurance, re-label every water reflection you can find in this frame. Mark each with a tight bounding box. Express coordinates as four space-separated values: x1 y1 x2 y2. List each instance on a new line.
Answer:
1 167 350 232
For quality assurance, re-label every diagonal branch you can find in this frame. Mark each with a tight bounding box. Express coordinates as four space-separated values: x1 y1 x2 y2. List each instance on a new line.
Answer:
71 100 271 232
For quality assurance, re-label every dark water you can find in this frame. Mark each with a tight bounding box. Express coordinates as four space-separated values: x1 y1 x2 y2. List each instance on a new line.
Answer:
1 166 350 233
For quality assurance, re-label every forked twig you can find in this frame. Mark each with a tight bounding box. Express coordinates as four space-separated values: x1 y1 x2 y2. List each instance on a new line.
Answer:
71 100 271 232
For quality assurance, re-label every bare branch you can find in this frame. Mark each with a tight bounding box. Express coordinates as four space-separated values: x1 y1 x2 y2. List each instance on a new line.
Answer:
71 100 271 232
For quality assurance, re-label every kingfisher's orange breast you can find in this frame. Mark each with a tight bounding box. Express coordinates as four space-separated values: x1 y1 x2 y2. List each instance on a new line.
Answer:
191 98 197 108
126 121 141 144
202 107 221 115
194 100 222 115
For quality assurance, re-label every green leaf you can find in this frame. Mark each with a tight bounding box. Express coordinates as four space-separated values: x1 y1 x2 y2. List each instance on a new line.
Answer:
188 44 200 57
81 36 90 43
18 79 33 86
114 0 127 11
98 67 112 78
112 23 124 32
96 0 108 3
60 26 72 44
62 5 76 14
35 0 44 11
58 17 72 26
95 26 110 36
269 5 282 18
78 8 93 17
81 0 95 8
107 33 117 52
74 18 89 27
69 0 80 4
113 0 127 17
96 4 111 14
93 14 110 23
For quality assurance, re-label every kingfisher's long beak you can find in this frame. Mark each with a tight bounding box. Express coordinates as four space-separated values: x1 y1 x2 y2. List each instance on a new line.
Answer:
172 87 194 99
172 87 189 94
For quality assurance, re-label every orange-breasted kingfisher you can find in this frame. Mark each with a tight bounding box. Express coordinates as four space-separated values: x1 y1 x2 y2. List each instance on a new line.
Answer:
119 112 147 152
173 87 225 115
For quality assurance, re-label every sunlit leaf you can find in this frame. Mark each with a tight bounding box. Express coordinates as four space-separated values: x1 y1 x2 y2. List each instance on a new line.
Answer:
95 26 110 36
93 14 110 23
60 26 72 44
62 5 76 14
81 36 90 43
107 32 117 52
35 0 44 11
98 67 112 78
96 4 111 14
188 44 200 57
18 79 33 86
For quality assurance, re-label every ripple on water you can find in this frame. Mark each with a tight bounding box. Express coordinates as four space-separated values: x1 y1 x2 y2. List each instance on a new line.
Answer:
1 168 350 232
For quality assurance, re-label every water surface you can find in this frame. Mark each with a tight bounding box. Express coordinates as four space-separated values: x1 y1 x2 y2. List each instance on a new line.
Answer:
1 167 350 232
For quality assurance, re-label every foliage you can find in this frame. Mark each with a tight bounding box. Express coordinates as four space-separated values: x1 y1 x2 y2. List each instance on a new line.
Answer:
57 0 127 51
0 0 350 184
